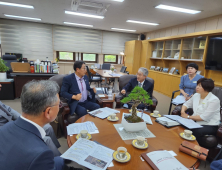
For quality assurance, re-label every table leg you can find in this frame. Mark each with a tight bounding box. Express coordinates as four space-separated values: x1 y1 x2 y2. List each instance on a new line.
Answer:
114 78 118 93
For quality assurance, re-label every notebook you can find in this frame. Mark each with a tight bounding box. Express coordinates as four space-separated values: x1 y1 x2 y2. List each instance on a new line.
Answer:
156 117 180 128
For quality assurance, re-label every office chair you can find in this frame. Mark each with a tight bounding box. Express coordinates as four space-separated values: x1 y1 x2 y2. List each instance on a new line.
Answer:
2 55 17 78
101 63 111 70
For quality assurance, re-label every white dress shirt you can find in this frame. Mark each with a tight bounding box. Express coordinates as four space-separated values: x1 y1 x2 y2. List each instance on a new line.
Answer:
138 80 145 88
183 92 220 126
20 116 46 139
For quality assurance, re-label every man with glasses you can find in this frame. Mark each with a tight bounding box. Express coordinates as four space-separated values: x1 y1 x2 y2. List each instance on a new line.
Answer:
121 67 154 110
60 60 100 118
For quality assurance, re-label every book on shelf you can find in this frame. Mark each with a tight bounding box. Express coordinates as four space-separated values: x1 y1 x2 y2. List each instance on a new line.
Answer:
141 150 188 170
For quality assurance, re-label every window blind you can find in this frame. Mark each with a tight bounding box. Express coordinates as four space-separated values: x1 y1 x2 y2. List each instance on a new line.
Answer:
102 31 138 55
53 25 102 54
0 19 53 60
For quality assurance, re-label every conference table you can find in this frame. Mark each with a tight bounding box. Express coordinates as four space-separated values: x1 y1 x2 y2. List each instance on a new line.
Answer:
93 69 127 93
67 109 199 170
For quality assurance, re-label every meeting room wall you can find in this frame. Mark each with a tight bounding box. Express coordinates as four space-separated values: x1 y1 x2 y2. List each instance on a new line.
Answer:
145 14 222 39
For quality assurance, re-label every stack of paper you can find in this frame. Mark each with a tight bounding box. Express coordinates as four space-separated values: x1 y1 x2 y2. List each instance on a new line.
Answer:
67 121 98 135
156 117 180 127
137 112 153 124
164 115 203 129
88 107 120 119
172 95 186 105
109 73 123 77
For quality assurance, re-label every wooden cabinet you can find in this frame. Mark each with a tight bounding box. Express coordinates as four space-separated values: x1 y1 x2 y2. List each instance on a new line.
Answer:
124 40 142 74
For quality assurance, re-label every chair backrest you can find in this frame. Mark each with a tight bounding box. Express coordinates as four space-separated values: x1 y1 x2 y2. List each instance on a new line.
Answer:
49 74 68 90
120 66 127 73
102 63 110 70
2 55 17 76
212 87 222 107
86 66 92 81
119 75 154 94
94 63 101 69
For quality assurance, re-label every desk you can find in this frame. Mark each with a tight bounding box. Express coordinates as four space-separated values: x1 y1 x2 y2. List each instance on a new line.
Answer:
94 69 127 93
0 79 15 100
11 73 58 98
67 109 199 170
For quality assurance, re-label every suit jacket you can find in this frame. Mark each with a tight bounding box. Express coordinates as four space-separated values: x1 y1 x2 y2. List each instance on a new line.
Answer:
60 73 95 115
0 117 55 170
183 92 220 126
122 77 154 98
0 101 20 127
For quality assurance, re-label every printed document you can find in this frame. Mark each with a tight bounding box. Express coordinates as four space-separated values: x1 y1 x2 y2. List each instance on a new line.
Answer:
147 151 188 170
61 138 114 170
156 117 180 126
88 107 120 119
109 73 122 77
172 95 186 105
67 121 98 135
137 112 153 124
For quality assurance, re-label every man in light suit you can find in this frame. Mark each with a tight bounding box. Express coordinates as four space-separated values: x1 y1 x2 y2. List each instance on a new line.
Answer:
0 80 81 170
121 67 154 110
60 61 100 117
0 85 61 157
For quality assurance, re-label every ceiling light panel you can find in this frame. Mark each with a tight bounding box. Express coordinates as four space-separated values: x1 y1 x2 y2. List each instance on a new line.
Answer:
64 22 93 27
0 1 34 8
112 0 124 2
155 4 201 14
127 20 159 26
65 11 104 19
4 14 41 21
111 28 136 32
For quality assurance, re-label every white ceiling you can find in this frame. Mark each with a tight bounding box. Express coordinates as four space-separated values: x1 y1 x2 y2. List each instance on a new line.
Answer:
0 0 222 33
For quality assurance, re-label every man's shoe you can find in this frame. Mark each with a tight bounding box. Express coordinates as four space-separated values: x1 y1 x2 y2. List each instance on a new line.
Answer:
64 159 72 164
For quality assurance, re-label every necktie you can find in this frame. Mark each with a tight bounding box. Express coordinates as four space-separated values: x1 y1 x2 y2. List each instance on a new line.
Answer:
139 82 142 87
79 79 84 91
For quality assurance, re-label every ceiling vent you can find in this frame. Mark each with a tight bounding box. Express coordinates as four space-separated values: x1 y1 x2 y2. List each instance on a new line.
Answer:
71 0 110 16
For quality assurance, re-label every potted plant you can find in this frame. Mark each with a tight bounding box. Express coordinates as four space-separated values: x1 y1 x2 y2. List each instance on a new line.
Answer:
0 58 9 80
121 86 153 131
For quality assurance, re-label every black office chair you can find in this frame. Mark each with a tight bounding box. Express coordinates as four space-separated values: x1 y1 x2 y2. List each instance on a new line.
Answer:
2 55 17 78
86 66 102 87
101 63 111 70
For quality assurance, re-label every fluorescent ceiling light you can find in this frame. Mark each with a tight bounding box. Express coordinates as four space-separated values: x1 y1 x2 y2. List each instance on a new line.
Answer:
65 11 104 19
112 0 124 2
111 28 136 32
127 20 159 26
4 14 41 21
64 22 93 27
155 4 201 14
0 1 34 8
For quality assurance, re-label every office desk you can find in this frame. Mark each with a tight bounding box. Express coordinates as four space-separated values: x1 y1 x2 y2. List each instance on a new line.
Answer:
67 109 200 170
11 73 58 98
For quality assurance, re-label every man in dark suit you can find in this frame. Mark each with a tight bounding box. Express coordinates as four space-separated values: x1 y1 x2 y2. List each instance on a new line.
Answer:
0 80 81 170
121 67 154 110
60 61 100 117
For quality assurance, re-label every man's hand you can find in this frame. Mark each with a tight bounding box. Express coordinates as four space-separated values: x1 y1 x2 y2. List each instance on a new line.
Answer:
181 111 188 118
121 89 126 95
72 93 82 100
93 87 96 94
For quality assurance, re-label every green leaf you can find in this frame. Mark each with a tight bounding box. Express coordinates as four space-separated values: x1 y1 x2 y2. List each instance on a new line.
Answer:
0 58 9 72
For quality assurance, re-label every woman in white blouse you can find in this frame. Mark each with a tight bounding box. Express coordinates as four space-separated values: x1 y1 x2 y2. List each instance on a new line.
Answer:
181 78 220 145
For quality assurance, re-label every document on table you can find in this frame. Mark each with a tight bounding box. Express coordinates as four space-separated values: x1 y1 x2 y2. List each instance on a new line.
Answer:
61 138 114 170
67 121 98 135
172 95 186 105
164 115 203 129
137 112 153 124
156 117 180 126
146 151 188 170
114 124 155 140
98 94 106 97
109 73 122 77
88 107 120 119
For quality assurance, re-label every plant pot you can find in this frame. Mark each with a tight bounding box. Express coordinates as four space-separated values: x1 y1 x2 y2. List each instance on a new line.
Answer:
0 72 6 80
121 114 146 132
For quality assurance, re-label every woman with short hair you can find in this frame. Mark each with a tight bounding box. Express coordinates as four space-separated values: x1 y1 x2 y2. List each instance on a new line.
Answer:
179 63 204 100
181 78 220 146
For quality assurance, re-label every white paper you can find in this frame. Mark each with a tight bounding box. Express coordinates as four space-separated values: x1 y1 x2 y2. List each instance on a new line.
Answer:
172 95 186 105
108 162 114 167
67 121 98 135
164 115 183 121
98 94 106 97
156 117 180 126
61 139 114 170
137 112 153 124
164 150 177 157
146 151 188 170
88 107 120 119
109 73 122 77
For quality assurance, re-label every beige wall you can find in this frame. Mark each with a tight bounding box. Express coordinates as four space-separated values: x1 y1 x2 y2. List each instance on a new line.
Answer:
145 14 222 39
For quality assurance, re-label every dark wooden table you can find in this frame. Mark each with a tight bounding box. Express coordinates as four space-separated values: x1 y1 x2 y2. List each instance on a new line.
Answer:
67 109 200 170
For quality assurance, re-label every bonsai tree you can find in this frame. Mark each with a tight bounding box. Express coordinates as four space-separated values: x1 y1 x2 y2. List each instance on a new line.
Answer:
0 58 9 72
121 86 153 123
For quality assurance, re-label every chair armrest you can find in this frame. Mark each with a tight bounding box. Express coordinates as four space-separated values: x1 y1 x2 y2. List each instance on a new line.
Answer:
217 125 222 138
60 98 70 117
115 93 125 108
171 90 180 100
151 96 158 106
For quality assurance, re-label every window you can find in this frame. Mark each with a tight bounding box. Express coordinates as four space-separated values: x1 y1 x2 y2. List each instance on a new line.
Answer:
81 53 98 63
103 54 118 64
56 51 75 62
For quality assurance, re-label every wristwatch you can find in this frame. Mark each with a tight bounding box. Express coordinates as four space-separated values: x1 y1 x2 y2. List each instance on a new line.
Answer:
187 115 190 119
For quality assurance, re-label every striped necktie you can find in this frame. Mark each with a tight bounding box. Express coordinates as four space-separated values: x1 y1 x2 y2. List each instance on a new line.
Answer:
79 79 84 91
138 82 142 87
